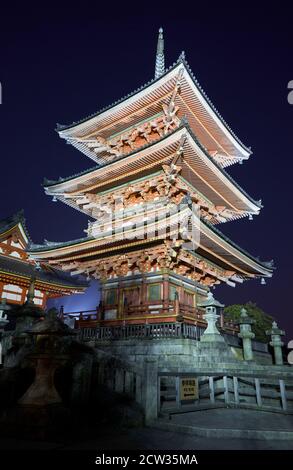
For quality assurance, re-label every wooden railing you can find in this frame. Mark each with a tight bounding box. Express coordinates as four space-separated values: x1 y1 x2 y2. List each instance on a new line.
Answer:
79 322 201 342
63 302 205 322
62 302 239 335
124 301 174 317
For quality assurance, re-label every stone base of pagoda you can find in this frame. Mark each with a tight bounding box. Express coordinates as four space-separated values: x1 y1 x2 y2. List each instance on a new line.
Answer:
93 335 272 370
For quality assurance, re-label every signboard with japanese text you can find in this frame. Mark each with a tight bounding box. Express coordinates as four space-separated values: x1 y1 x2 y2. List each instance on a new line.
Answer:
180 378 199 401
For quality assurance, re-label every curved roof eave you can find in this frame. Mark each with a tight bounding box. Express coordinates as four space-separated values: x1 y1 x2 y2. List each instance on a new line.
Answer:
28 235 94 253
45 122 261 211
201 218 275 274
0 210 32 244
56 54 251 157
0 255 88 289
27 222 274 278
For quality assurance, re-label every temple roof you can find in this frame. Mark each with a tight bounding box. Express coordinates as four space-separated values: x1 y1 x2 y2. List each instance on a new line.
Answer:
0 211 88 293
0 254 88 291
56 55 251 163
0 210 31 244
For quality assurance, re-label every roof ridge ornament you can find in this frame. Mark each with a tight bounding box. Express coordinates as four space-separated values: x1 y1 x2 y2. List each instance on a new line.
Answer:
155 27 165 79
179 51 186 61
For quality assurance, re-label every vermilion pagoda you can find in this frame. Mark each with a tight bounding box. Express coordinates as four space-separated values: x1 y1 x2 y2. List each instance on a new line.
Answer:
29 29 273 330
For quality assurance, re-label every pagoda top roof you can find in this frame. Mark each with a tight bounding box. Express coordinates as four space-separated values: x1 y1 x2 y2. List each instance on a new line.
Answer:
0 210 31 244
56 54 251 159
44 121 261 213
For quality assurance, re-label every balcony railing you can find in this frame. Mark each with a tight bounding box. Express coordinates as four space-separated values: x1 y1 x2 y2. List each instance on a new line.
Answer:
61 301 239 335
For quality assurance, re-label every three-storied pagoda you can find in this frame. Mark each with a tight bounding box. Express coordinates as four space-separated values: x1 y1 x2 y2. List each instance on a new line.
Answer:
29 29 273 330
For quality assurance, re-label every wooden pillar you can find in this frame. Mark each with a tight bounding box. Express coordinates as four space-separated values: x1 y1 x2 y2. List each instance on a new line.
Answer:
99 280 106 321
194 288 197 308
20 284 27 305
141 274 147 305
179 283 184 304
117 280 123 319
0 282 4 299
162 270 169 314
42 292 48 310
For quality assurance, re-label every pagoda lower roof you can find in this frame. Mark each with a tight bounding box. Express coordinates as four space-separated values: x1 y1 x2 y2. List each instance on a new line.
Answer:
0 254 88 292
44 124 261 215
56 56 251 163
28 218 274 279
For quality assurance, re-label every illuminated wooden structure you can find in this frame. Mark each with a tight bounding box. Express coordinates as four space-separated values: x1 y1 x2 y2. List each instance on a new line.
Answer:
28 30 273 329
0 211 87 309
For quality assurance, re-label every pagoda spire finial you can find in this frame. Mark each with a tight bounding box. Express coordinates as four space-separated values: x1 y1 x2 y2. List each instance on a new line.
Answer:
155 27 165 79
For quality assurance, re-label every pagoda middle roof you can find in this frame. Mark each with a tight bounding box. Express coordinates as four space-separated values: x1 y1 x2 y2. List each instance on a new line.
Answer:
56 55 251 162
44 123 261 215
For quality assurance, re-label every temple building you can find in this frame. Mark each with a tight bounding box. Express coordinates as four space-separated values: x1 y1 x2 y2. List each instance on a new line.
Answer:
28 29 274 331
2 30 293 442
0 211 87 311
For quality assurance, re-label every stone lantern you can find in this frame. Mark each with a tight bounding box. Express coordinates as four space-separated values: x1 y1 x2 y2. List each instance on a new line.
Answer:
197 292 237 365
236 308 255 361
198 292 225 343
266 321 285 366
18 308 76 406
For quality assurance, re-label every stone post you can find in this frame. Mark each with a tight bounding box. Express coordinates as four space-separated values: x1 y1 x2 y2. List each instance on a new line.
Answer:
143 358 158 424
237 308 255 361
266 321 285 365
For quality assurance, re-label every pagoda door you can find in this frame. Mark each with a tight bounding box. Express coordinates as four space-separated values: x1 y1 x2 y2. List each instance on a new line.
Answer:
122 287 140 314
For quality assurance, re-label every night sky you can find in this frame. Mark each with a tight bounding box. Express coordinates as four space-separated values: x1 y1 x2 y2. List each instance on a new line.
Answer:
0 3 292 338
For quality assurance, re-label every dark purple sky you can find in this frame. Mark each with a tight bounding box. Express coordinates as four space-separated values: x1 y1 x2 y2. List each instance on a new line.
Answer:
0 3 292 337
